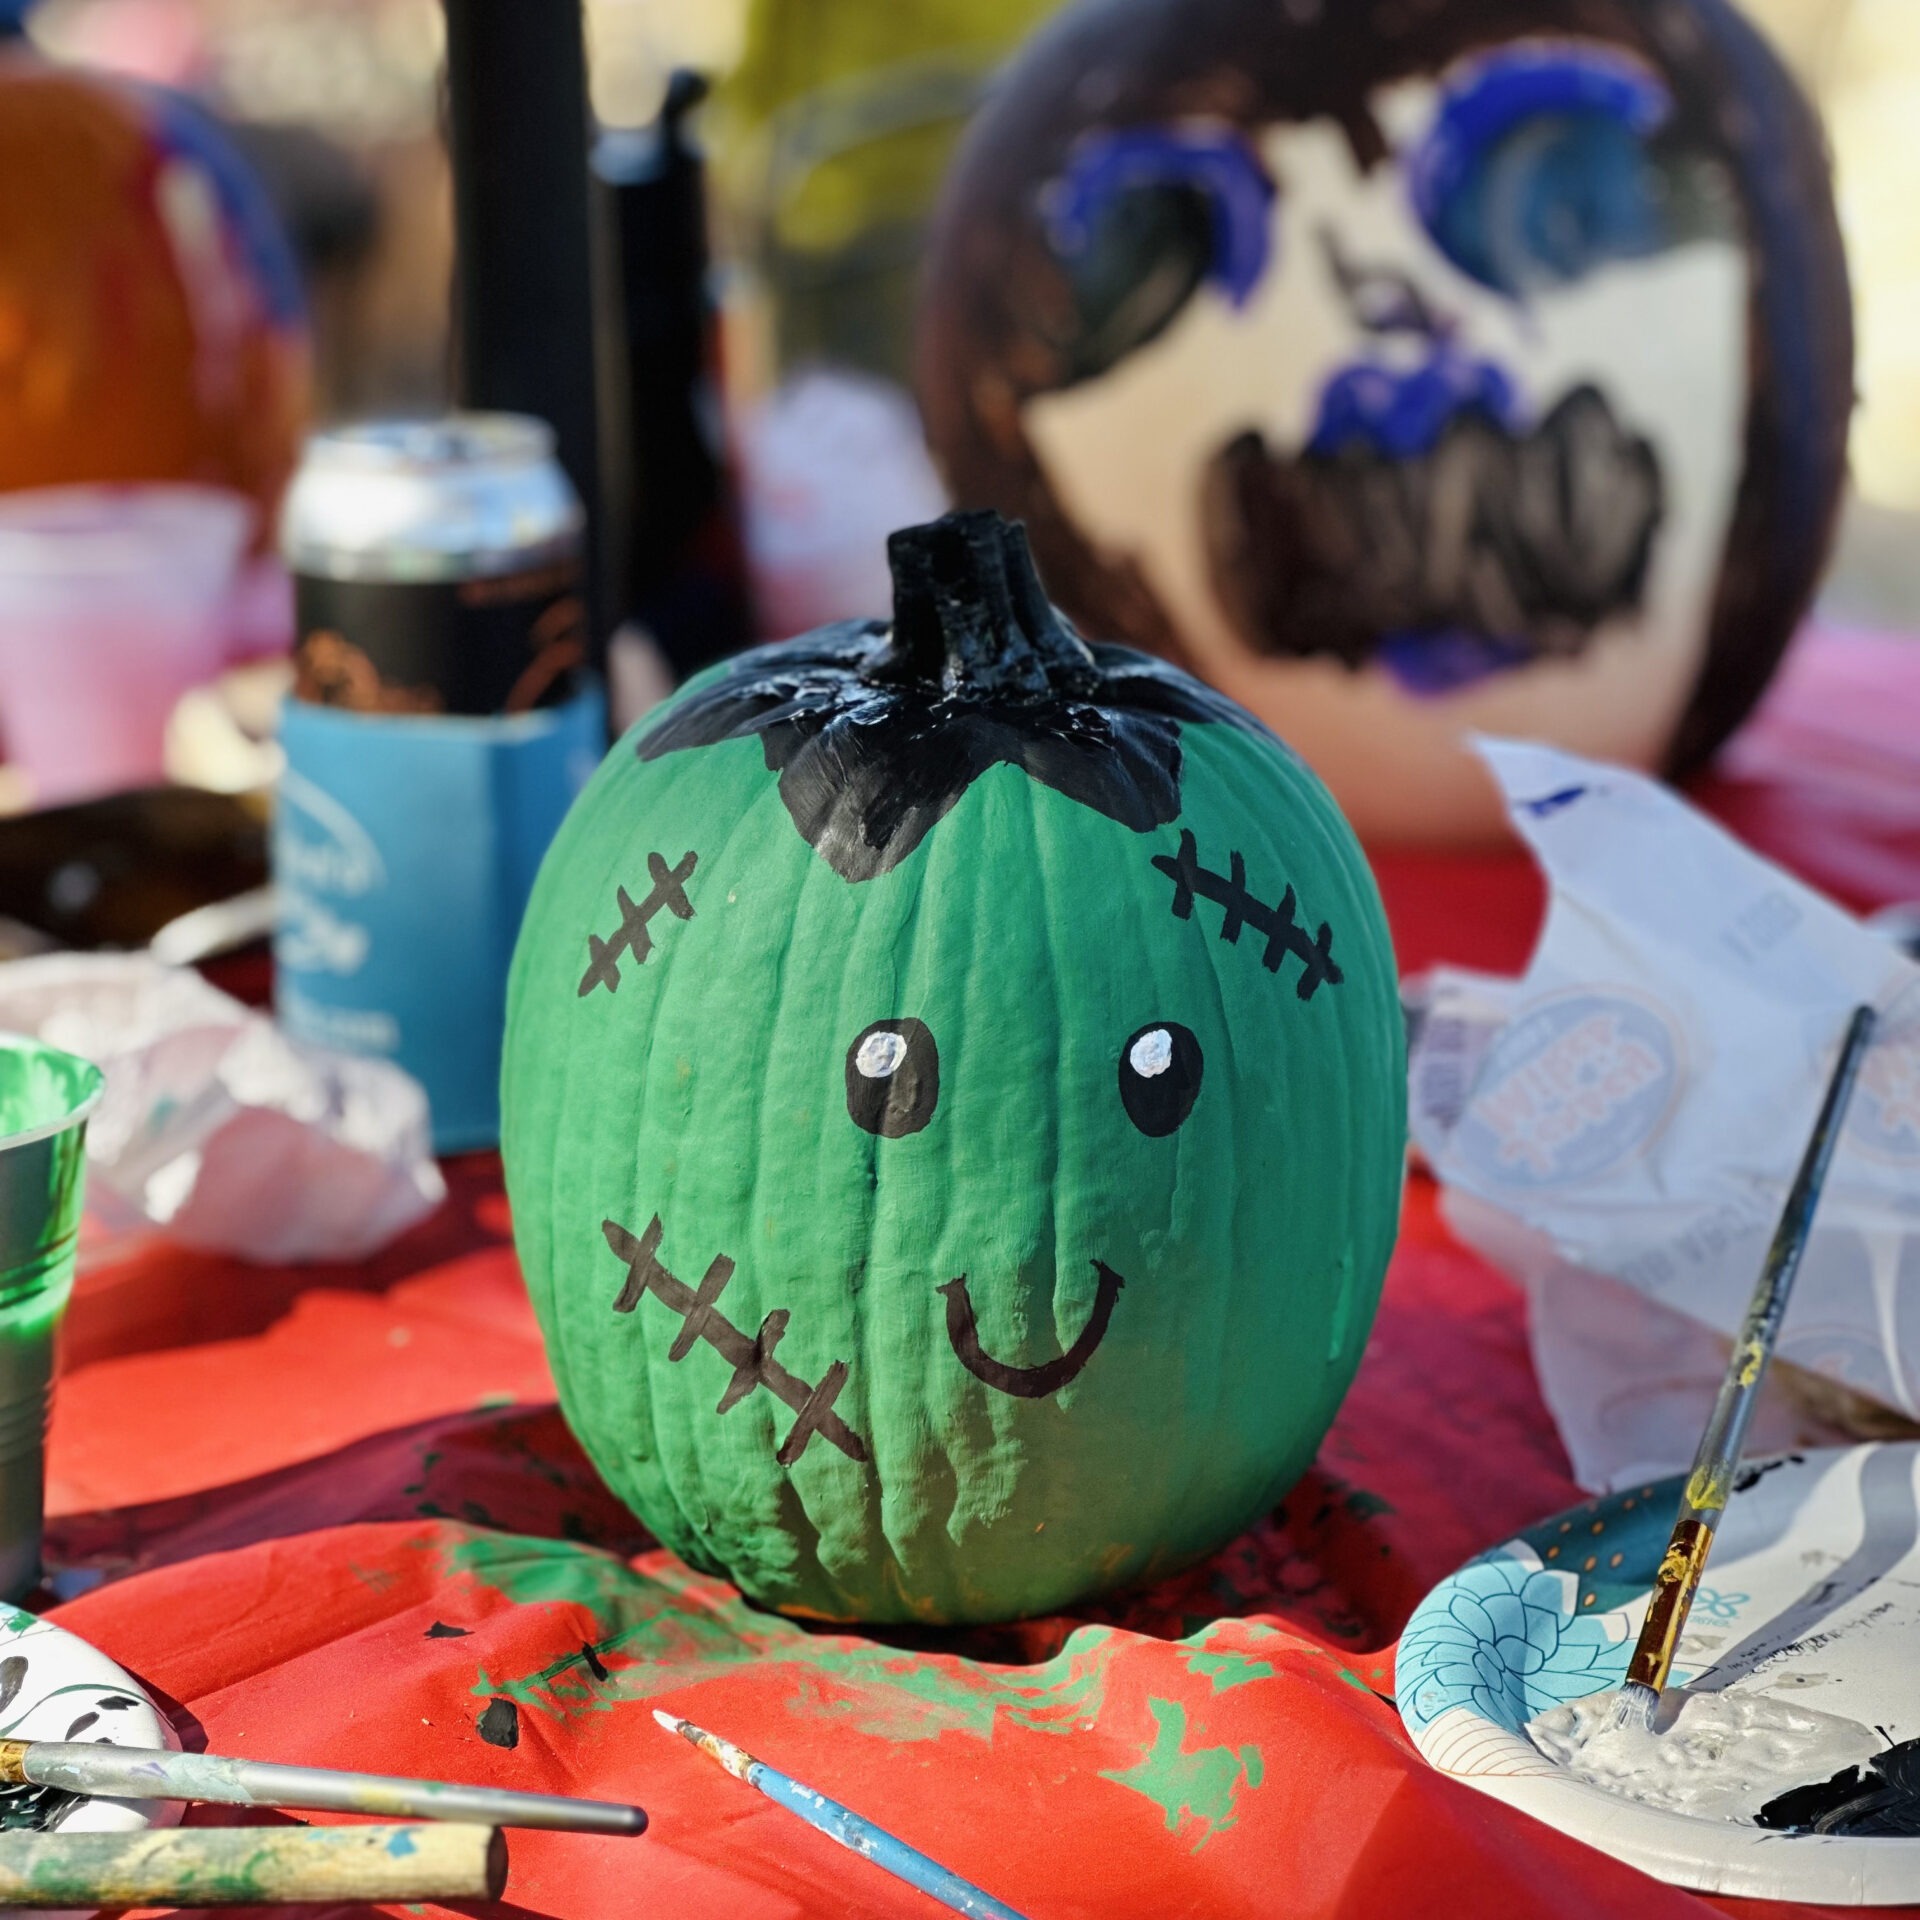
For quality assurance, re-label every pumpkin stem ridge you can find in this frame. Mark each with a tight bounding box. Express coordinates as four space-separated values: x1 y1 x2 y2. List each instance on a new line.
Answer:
878 510 1094 696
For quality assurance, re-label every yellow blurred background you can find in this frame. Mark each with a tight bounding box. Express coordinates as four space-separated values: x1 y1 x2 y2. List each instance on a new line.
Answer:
23 0 1920 622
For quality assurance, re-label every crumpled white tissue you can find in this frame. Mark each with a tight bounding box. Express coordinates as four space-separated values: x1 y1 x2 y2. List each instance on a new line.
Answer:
0 952 445 1263
1408 739 1920 1491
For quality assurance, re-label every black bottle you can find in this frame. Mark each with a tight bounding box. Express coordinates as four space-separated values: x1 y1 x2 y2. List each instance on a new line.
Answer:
595 72 756 683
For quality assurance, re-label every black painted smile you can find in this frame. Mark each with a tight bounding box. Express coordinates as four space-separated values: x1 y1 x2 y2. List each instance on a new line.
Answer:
606 1211 1126 1470
937 1263 1126 1397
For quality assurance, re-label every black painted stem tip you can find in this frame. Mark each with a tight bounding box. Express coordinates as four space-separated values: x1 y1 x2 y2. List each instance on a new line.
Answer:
877 510 1094 695
634 507 1260 879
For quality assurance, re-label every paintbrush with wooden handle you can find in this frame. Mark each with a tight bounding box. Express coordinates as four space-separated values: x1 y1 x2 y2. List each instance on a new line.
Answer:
1612 1003 1877 1734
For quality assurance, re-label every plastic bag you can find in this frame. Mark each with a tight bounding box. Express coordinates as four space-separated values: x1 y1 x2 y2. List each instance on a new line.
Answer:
0 953 444 1264
1409 740 1920 1489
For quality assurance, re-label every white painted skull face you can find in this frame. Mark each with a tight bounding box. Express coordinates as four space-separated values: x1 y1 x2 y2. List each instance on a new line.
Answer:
1021 40 1749 842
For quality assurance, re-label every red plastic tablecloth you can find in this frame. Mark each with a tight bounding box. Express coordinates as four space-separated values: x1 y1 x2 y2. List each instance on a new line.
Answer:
40 628 1920 1920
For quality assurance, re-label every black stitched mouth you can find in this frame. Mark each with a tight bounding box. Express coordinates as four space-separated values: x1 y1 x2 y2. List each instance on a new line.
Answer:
937 1263 1125 1397
603 1215 870 1466
1201 383 1664 690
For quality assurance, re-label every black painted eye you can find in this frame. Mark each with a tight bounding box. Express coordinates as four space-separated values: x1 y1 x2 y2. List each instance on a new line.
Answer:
1058 183 1217 381
1042 126 1275 383
846 1019 939 1137
1119 1022 1203 1136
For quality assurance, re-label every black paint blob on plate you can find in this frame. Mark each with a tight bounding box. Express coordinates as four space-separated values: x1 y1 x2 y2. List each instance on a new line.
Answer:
1756 1736 1920 1836
636 511 1266 882
425 1620 473 1639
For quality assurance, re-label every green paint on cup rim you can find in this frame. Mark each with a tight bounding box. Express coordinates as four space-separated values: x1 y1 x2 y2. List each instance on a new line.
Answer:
0 1035 103 1147
0 1033 104 1316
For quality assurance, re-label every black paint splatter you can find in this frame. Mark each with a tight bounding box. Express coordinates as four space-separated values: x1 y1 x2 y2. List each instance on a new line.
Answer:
476 1697 521 1749
1732 1452 1804 1495
1757 1735 1920 1836
637 511 1265 882
579 1643 609 1682
425 1621 472 1639
61 1712 97 1741
0 1782 82 1832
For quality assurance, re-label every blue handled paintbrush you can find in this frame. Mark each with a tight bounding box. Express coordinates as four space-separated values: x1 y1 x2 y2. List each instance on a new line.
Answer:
653 1710 1029 1920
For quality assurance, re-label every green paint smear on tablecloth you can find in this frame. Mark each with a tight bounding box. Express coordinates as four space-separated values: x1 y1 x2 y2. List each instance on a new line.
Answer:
446 1525 1280 1842
1181 1648 1276 1694
442 1530 1123 1737
1100 1698 1264 1850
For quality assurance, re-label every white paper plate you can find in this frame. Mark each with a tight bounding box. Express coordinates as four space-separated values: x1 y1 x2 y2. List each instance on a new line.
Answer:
1398 1443 1920 1902
0 1600 179 1919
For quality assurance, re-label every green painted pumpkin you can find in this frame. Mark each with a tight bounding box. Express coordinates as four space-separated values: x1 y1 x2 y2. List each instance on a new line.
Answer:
502 511 1405 1624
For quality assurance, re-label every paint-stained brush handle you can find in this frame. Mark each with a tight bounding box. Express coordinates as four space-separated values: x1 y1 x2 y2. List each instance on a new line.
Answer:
0 1740 648 1836
0 1821 505 1908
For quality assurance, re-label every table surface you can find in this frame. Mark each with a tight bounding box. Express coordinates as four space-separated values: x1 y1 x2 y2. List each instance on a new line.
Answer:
40 628 1920 1920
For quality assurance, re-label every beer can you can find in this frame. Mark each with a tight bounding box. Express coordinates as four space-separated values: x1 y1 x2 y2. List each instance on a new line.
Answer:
273 412 605 1150
281 415 587 715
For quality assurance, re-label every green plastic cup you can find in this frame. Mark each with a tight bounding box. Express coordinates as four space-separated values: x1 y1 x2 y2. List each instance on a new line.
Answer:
0 1035 103 1599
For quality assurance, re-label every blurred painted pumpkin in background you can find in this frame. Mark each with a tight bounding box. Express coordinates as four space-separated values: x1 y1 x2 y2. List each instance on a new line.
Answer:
502 511 1405 1624
915 0 1853 845
0 47 310 534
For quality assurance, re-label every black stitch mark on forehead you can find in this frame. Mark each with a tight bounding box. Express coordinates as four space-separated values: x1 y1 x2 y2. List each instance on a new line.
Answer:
578 850 697 997
604 1216 869 1467
1153 828 1343 1000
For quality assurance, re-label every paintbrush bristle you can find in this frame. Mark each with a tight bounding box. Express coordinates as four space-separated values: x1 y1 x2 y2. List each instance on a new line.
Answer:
1611 1681 1658 1733
651 1709 686 1735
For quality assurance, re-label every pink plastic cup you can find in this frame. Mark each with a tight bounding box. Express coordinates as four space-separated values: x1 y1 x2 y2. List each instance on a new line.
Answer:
0 486 253 805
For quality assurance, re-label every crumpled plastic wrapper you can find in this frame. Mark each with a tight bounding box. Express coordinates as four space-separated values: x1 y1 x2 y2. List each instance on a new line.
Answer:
0 953 445 1264
1409 739 1920 1492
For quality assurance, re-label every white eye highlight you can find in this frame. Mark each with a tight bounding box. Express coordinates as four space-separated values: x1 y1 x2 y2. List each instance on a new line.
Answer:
1129 1027 1174 1078
855 1030 910 1079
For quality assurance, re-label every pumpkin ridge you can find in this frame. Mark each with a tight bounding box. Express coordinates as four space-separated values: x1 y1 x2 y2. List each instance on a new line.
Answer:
643 752 770 1558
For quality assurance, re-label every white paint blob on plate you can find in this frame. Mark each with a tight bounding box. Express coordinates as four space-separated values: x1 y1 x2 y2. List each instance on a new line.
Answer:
1526 1687 1883 1823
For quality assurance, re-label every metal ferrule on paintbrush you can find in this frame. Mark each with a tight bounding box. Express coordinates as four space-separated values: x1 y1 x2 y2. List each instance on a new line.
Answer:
1613 1003 1878 1733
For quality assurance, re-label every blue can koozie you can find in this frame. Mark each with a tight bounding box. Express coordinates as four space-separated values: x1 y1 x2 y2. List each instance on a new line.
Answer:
274 682 606 1150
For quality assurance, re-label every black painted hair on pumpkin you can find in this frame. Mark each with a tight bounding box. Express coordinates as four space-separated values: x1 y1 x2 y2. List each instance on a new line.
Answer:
635 510 1262 881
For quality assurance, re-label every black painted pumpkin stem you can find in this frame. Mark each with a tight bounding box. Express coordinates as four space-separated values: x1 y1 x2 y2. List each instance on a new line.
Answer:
879 511 1091 695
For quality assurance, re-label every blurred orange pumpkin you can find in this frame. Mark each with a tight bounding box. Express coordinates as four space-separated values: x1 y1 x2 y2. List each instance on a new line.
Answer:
0 47 310 533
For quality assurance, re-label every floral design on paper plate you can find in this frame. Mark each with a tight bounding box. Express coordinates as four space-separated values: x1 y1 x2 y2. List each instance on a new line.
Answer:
1397 1545 1630 1735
